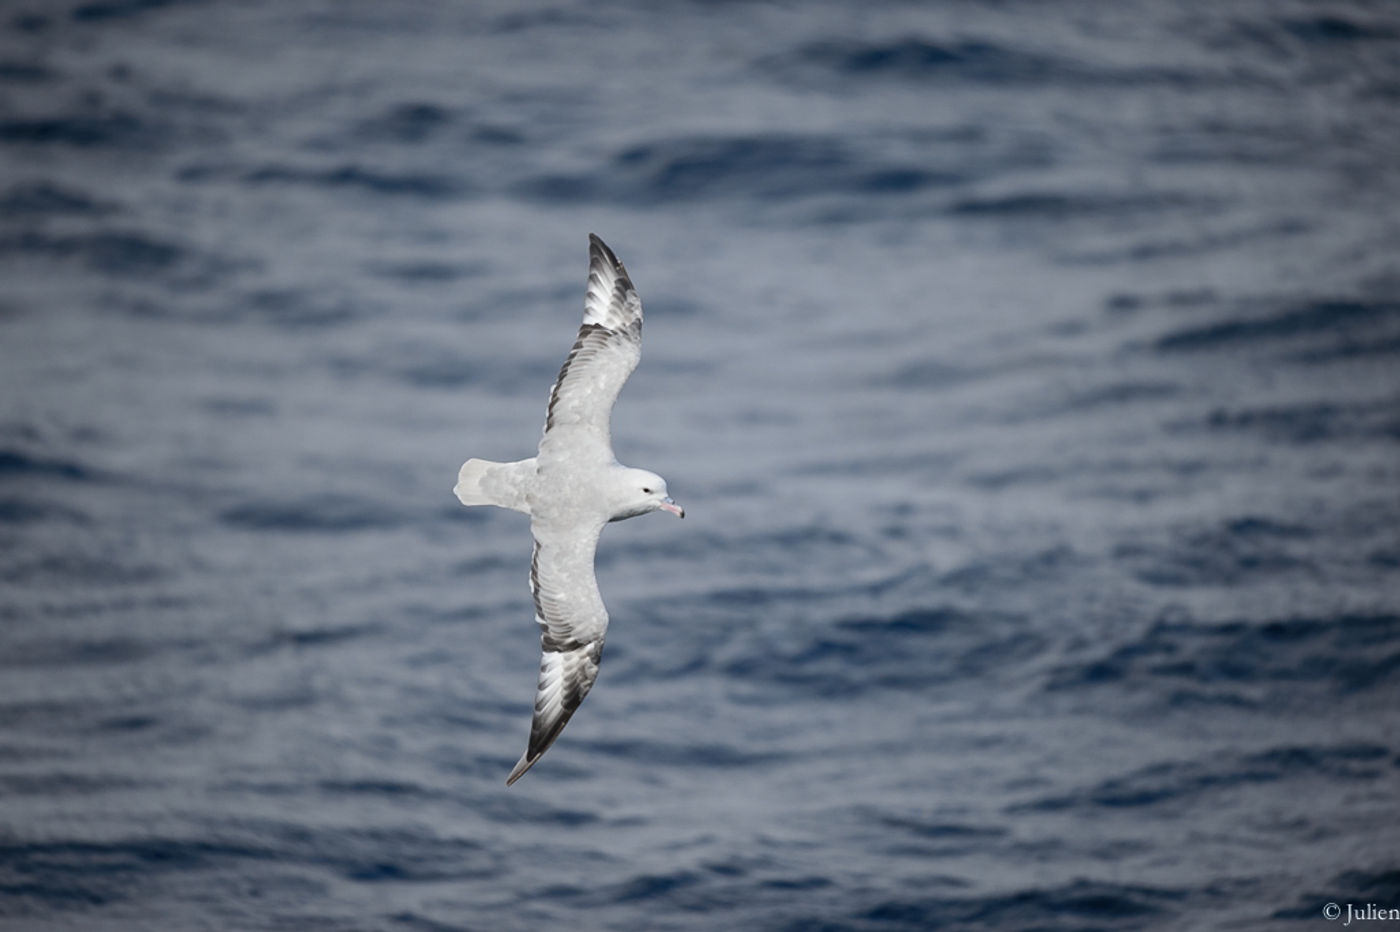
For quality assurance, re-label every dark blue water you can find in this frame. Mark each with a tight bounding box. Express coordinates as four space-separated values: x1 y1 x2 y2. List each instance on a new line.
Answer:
2 1 1399 929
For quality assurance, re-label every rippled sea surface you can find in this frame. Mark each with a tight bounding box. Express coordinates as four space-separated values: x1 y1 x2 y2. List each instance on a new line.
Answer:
3 1 1399 929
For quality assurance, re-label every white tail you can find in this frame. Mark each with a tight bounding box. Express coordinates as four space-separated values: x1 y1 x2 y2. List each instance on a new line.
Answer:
454 457 534 514
454 458 501 506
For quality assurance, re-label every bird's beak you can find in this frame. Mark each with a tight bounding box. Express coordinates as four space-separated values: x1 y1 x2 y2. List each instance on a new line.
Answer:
659 496 685 518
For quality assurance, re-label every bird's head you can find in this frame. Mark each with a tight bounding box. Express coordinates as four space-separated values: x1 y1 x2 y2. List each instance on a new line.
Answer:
611 467 684 521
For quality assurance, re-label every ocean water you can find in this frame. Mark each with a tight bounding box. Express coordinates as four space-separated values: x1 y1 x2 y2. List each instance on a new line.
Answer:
2 1 1399 929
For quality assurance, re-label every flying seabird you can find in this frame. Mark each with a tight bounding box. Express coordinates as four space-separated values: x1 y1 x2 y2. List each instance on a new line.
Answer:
454 234 685 785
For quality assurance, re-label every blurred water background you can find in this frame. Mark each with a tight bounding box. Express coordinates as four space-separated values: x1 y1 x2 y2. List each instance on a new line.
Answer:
2 1 1399 929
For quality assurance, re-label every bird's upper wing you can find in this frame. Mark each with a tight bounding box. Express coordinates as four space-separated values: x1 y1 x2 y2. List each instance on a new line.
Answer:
537 234 643 465
506 519 609 785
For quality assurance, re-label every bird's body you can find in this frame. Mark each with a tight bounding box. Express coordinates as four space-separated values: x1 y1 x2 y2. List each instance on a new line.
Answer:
454 235 683 785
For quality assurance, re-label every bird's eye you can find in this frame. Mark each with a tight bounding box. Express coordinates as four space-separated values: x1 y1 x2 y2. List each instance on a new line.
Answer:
642 487 652 494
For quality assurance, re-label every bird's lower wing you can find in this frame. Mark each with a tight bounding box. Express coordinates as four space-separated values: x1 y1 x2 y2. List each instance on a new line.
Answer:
507 523 609 785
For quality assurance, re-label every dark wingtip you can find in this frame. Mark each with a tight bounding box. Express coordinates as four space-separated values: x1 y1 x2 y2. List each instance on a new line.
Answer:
587 233 623 273
505 752 539 786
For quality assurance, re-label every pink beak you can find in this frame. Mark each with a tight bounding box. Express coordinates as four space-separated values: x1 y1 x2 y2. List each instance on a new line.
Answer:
659 497 685 518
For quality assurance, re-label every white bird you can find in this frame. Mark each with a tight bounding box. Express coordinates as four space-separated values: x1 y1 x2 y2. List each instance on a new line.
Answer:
454 234 685 786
